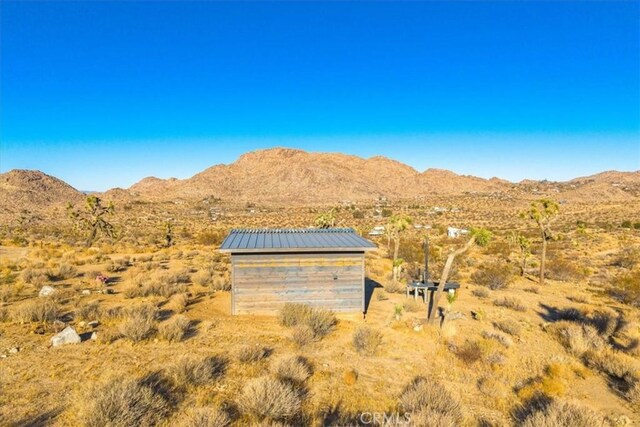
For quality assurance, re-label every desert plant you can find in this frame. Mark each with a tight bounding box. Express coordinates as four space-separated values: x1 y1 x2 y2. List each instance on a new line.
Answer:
67 195 116 247
291 324 315 347
168 355 226 388
472 287 489 298
279 303 336 339
238 345 270 363
236 376 301 422
520 399 610 427
481 330 513 348
454 340 484 364
159 315 191 342
471 261 514 290
119 304 158 342
79 376 171 427
548 321 606 356
546 258 586 282
271 356 312 384
46 263 78 281
494 297 526 312
352 325 383 356
178 407 230 427
493 319 522 337
75 301 101 322
508 231 532 276
11 297 59 323
20 267 47 286
521 199 560 285
608 269 640 307
387 214 412 282
314 208 337 228
402 298 422 313
398 377 462 424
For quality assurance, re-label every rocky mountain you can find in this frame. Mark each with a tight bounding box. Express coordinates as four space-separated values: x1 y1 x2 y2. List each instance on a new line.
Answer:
127 148 512 203
0 169 84 216
2 148 638 212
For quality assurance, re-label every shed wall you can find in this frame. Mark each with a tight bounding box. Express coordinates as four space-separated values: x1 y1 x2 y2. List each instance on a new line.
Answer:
232 252 364 315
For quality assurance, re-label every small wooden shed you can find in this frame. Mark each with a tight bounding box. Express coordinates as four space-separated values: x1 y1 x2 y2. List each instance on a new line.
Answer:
219 228 376 315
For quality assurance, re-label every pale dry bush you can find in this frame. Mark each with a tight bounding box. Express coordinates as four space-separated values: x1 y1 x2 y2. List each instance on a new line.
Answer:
482 330 513 348
20 267 47 286
384 280 405 294
119 303 158 342
236 376 301 422
584 348 640 405
472 288 490 298
471 261 514 290
279 303 336 339
291 324 315 347
352 326 383 356
11 297 59 323
520 399 611 427
493 319 522 337
170 293 189 313
494 297 526 312
238 345 270 363
546 258 587 282
402 298 422 313
168 355 226 388
46 263 78 281
548 321 606 356
78 376 171 427
454 340 484 364
399 377 463 425
177 407 230 427
158 315 191 342
75 300 101 322
271 356 312 384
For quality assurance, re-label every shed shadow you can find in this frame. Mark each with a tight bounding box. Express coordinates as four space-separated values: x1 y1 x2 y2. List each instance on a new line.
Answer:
364 277 383 314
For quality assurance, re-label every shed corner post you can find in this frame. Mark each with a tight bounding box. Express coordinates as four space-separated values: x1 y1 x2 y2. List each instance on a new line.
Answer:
231 254 236 315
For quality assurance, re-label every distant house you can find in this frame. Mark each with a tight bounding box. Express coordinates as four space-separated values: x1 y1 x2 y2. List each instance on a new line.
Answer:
368 225 385 236
219 228 376 315
447 227 469 238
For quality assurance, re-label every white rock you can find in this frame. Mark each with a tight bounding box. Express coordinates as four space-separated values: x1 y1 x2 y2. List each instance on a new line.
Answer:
51 326 81 347
39 286 55 297
90 332 98 341
81 289 91 295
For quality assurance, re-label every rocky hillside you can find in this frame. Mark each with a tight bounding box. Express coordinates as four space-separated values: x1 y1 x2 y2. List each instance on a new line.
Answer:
0 170 84 216
128 148 511 203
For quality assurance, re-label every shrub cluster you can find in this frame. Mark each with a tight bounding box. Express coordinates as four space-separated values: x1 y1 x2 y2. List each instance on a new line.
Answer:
236 376 301 422
279 303 337 339
119 304 158 342
399 377 463 426
352 326 383 356
168 355 226 388
471 261 514 290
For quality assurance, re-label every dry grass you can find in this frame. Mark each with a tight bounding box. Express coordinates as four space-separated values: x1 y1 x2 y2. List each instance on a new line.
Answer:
520 399 611 427
158 315 191 342
548 321 606 356
118 303 158 342
471 260 514 290
482 329 513 348
279 303 336 339
236 376 302 422
271 355 312 384
398 376 463 425
11 297 59 323
168 355 226 388
291 324 315 347
238 345 270 363
352 325 383 356
78 376 171 427
494 296 526 312
493 319 522 337
453 340 484 364
177 407 230 427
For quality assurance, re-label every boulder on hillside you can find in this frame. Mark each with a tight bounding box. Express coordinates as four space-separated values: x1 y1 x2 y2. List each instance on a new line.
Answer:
51 326 81 347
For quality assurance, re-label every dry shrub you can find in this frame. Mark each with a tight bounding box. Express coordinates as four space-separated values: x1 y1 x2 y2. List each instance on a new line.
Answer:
384 280 405 294
75 300 101 322
159 315 191 342
124 274 187 299
352 326 383 356
97 327 123 344
291 325 315 347
471 261 514 290
238 345 270 363
520 399 610 427
11 297 59 323
20 267 47 286
494 297 526 312
211 275 231 291
472 288 490 298
279 303 336 339
612 246 640 269
547 321 606 356
477 375 509 399
584 348 640 404
168 355 226 388
608 270 640 307
79 376 171 427
46 263 78 281
178 407 230 427
524 286 540 294
119 304 158 342
192 270 212 286
343 369 358 385
403 298 423 313
271 356 312 384
482 330 513 348
399 377 462 425
493 319 522 337
546 258 586 282
454 340 484 364
236 376 301 422
170 293 189 313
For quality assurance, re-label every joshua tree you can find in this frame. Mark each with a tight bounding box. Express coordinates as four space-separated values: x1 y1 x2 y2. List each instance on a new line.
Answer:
508 231 531 276
67 195 115 247
314 209 337 228
522 199 559 285
164 221 174 247
428 227 492 324
388 214 412 282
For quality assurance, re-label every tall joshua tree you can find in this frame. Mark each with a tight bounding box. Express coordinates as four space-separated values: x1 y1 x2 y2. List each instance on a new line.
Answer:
428 227 491 324
67 195 115 247
388 214 412 282
522 199 559 285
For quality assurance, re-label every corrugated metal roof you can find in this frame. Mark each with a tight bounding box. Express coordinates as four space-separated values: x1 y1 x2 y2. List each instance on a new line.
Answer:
219 228 377 252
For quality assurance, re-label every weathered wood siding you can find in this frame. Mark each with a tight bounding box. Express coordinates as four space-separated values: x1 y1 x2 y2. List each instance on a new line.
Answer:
232 252 364 315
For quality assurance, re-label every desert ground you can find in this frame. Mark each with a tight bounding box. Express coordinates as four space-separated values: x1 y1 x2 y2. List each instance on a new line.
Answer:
0 193 639 426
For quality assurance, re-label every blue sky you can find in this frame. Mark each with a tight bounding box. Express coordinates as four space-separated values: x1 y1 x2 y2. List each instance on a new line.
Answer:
1 1 639 190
